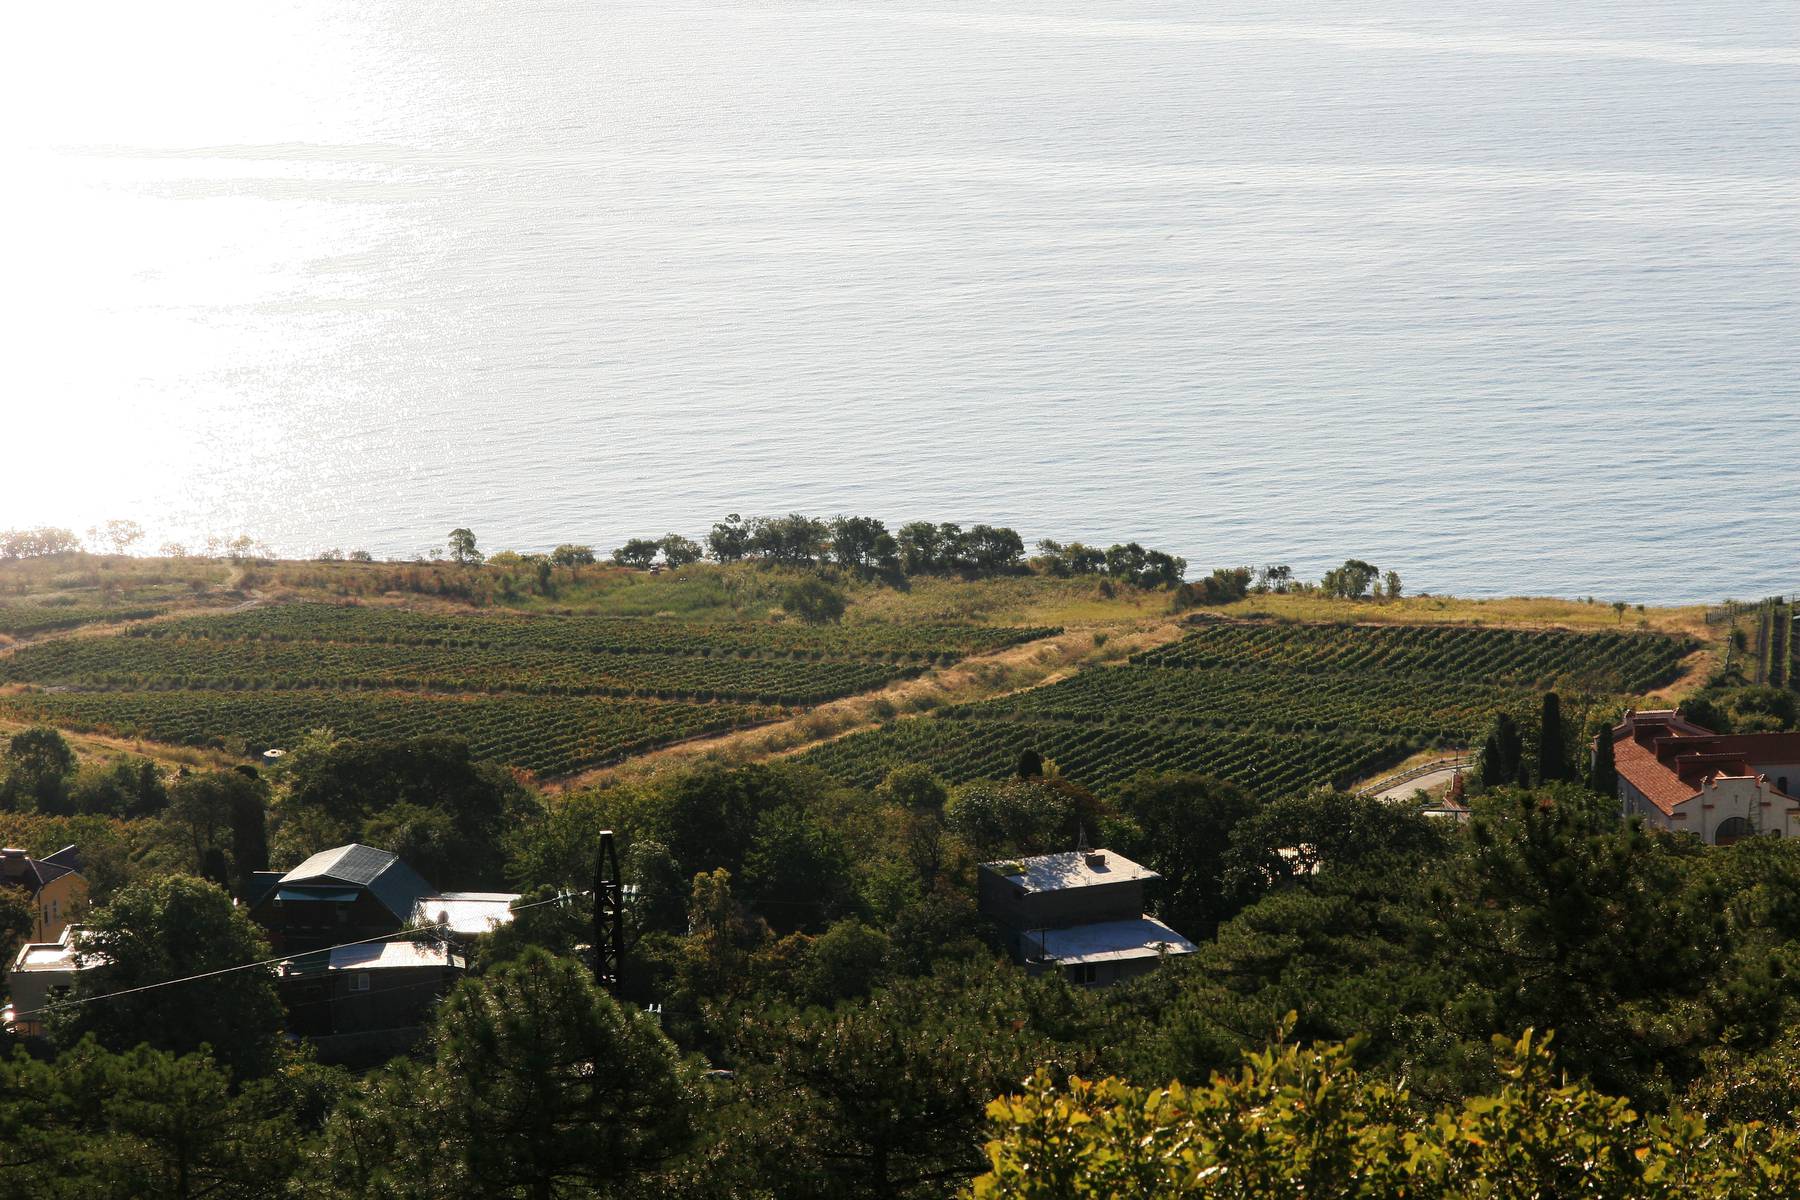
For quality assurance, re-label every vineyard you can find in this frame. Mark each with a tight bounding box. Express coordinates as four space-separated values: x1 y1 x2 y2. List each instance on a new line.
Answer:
1133 621 1692 691
801 718 1406 797
799 619 1695 796
957 666 1544 742
0 603 170 638
0 601 1056 775
129 604 1053 663
0 637 914 706
0 690 781 778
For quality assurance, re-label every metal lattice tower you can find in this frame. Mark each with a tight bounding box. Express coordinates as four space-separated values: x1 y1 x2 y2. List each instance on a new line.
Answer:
593 829 624 991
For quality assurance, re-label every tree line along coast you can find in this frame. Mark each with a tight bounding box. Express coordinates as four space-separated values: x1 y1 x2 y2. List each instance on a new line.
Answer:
6 513 1413 604
7 516 1786 1197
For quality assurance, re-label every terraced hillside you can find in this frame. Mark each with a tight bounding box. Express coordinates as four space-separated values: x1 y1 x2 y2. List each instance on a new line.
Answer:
800 619 1696 795
0 602 1057 776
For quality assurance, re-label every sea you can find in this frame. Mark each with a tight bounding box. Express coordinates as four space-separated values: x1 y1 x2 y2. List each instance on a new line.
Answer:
3 0 1796 604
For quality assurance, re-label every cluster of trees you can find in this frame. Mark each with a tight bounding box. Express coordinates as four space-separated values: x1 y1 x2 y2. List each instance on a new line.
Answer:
702 514 1031 578
22 717 1800 1193
1035 540 1186 589
1478 691 1593 789
613 534 703 569
1319 557 1403 600
0 527 83 560
0 728 166 818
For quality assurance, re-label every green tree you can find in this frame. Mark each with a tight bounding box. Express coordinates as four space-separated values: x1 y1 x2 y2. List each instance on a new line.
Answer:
549 544 595 567
829 516 899 574
163 769 267 885
643 762 804 879
612 538 661 568
962 525 1026 573
2 726 76 813
1538 691 1568 782
0 884 33 974
1221 790 1448 902
896 522 944 574
943 778 1079 858
1444 786 1722 1104
873 764 949 813
315 949 700 1200
725 968 1091 1200
1113 771 1256 938
741 805 855 933
658 533 702 568
2 1041 299 1200
706 513 752 563
446 528 482 565
66 1041 299 1200
750 513 830 566
53 876 285 1079
69 756 167 818
1383 569 1403 600
1479 711 1525 787
783 577 847 625
1320 558 1380 599
1589 722 1617 796
678 868 765 1001
280 736 538 889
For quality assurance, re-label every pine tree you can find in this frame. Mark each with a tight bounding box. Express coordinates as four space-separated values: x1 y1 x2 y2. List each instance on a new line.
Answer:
1539 692 1567 782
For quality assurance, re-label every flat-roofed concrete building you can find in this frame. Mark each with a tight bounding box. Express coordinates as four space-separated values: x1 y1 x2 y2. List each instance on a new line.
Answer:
4 924 98 1038
978 848 1195 986
1610 709 1800 843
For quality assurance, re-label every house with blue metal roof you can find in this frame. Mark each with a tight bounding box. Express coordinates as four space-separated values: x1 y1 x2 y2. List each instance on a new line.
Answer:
248 843 437 955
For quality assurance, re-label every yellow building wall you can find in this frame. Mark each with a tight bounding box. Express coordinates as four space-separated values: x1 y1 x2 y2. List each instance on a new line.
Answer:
33 873 86 943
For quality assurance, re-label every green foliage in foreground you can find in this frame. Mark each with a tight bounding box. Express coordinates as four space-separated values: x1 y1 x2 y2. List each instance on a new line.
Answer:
977 1030 1800 1199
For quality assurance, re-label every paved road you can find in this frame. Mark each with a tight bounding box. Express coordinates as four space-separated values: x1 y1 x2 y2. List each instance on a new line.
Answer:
1374 765 1464 802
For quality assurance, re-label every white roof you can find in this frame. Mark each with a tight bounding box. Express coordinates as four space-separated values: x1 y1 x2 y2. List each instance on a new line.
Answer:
328 941 459 971
411 892 520 936
9 925 96 974
983 850 1158 894
1020 916 1197 965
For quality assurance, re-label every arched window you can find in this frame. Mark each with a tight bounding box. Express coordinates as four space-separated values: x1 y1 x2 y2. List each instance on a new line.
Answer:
1715 816 1756 846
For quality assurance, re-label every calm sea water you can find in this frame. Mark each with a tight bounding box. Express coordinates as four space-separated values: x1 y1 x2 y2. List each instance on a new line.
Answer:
4 1 1797 603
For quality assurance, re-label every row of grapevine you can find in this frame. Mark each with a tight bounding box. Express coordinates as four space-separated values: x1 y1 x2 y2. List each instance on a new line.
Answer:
129 603 1057 663
1134 621 1692 692
0 690 784 778
957 665 1546 742
0 636 917 706
800 717 1405 795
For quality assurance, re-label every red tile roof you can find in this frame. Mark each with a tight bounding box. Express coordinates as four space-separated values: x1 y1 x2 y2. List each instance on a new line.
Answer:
1614 734 1700 816
1611 712 1800 817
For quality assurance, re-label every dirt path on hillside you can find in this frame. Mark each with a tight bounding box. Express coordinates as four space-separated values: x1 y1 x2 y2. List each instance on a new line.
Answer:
0 712 240 772
546 620 1186 792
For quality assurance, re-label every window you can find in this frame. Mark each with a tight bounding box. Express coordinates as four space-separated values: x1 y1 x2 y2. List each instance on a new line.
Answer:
348 972 370 993
1066 963 1098 985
